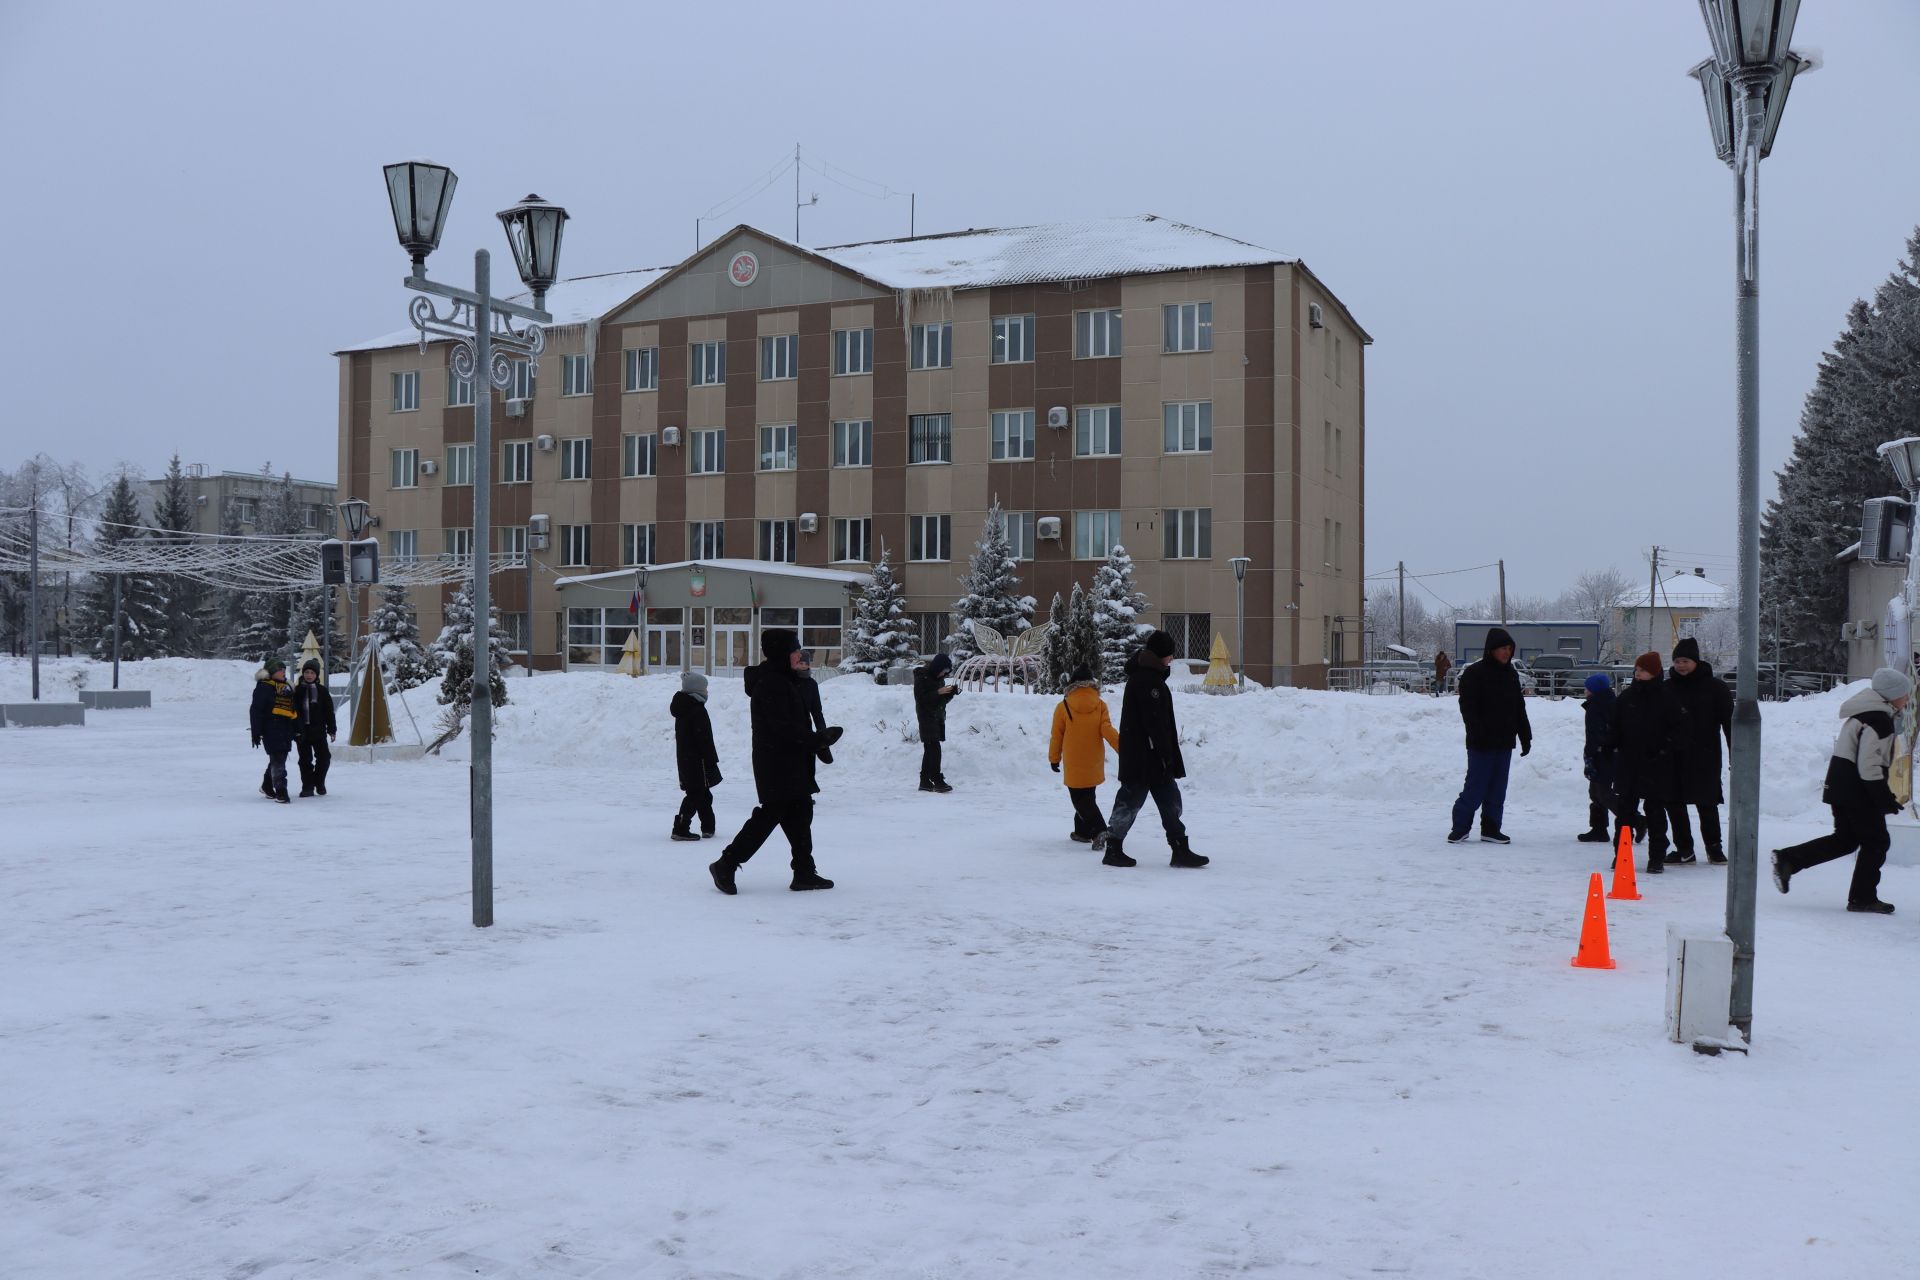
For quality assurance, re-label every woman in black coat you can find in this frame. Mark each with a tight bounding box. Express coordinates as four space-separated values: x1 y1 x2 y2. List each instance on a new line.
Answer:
1607 652 1681 874
1664 638 1734 863
914 653 959 792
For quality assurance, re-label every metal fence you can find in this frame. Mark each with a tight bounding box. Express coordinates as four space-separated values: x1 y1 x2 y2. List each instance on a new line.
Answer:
1326 664 1844 701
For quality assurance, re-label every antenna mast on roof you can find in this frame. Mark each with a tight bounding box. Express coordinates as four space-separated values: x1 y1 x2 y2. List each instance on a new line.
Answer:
794 144 818 244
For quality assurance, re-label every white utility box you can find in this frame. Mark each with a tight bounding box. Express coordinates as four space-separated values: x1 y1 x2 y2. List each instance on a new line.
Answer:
1665 924 1734 1044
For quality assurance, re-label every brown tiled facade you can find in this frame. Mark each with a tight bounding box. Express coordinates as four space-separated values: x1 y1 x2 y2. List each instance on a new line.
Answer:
337 228 1367 686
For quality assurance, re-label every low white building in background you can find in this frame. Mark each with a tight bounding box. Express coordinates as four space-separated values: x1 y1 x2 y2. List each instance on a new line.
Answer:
1838 541 1909 682
1613 569 1730 663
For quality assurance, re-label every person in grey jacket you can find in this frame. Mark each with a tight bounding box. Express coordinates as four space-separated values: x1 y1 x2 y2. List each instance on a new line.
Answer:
1772 667 1912 914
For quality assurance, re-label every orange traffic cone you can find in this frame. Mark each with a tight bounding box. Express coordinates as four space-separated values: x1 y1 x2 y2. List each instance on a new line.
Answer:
1607 825 1641 901
1571 872 1617 970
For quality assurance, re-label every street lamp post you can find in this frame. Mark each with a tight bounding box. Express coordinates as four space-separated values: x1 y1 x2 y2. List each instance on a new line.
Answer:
1230 556 1252 690
1691 0 1814 1043
337 499 372 724
383 161 566 929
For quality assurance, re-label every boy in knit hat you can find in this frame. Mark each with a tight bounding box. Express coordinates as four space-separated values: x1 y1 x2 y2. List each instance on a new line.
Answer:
1772 666 1913 913
670 670 721 841
249 656 298 804
1606 652 1681 874
1049 663 1120 845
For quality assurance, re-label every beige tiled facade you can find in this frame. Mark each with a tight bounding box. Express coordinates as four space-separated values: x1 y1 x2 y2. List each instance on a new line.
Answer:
337 227 1368 686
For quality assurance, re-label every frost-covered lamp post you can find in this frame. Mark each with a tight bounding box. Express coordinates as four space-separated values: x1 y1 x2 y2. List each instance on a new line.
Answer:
383 161 567 928
1230 556 1252 690
337 498 372 721
1690 0 1815 1043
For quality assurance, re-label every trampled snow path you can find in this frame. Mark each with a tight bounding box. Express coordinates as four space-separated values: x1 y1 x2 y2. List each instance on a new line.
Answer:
2 662 1912 1278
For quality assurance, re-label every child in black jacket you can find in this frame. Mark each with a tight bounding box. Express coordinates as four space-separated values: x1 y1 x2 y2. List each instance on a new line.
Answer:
671 671 721 841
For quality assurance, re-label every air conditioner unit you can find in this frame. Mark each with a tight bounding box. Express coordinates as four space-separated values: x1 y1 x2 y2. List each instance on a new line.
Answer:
535 434 555 451
529 514 551 535
194 495 208 507
798 513 819 534
661 425 681 446
1308 302 1325 329
528 533 549 550
420 459 439 476
1046 406 1069 429
1861 496 1913 565
1841 622 1857 642
506 399 527 417
1036 516 1062 541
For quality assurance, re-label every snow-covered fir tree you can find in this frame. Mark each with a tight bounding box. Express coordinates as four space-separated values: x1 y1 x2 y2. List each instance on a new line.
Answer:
1761 227 1920 673
1068 581 1103 682
368 583 439 690
843 550 916 676
290 587 346 674
1041 591 1071 691
1090 544 1151 682
151 454 207 656
74 475 168 661
945 501 1035 661
434 581 511 709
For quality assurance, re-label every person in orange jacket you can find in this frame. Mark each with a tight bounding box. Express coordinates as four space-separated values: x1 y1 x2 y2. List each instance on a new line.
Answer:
1049 664 1122 847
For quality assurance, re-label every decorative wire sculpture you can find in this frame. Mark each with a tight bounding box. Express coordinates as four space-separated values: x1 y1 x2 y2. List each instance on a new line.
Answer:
954 619 1052 693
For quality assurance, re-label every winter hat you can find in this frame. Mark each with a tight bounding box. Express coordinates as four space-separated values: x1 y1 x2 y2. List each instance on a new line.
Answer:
1634 652 1663 680
1483 627 1516 656
925 653 953 677
1871 667 1914 702
1672 636 1702 663
761 628 800 662
1144 630 1177 659
302 658 322 675
681 670 709 699
264 655 287 675
1069 664 1093 685
1584 672 1611 694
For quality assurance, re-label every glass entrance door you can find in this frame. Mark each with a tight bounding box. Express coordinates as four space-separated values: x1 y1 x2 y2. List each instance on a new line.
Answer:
712 607 752 669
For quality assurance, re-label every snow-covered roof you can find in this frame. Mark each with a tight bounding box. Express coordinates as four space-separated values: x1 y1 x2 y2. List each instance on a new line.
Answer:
335 265 673 354
814 215 1288 292
553 559 870 589
1613 573 1728 610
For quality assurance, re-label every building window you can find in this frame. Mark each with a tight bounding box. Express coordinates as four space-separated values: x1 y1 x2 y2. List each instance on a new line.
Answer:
391 371 419 412
501 440 532 484
909 413 951 465
833 328 873 375
443 527 474 564
562 524 592 567
622 522 655 567
389 529 418 563
1075 308 1122 359
446 444 474 487
1333 426 1343 477
1163 401 1213 454
562 354 592 397
1163 302 1213 353
1076 406 1122 457
495 525 528 563
691 341 726 387
760 333 798 381
759 423 797 472
993 509 1035 561
908 611 947 657
389 448 418 489
689 429 726 474
910 514 952 562
1162 613 1212 660
448 371 474 408
566 607 640 667
990 410 1036 462
802 606 844 667
1332 520 1344 572
624 347 658 392
230 498 259 525
833 517 872 564
1073 510 1123 560
508 359 534 401
759 519 797 564
1164 508 1212 559
832 419 873 468
1335 336 1344 386
689 521 725 559
621 432 656 478
561 436 591 481
909 322 952 370
302 504 323 530
991 314 1035 364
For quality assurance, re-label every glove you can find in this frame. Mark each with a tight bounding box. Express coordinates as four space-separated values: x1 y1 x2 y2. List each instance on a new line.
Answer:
1520 740 1532 757
818 725 844 748
815 746 835 765
251 735 261 748
1874 779 1901 815
1050 760 1061 773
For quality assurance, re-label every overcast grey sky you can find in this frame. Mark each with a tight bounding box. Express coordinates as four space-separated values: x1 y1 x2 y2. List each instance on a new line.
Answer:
3 0 1915 600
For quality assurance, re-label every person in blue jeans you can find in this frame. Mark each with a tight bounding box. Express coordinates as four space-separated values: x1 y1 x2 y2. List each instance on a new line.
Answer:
1448 626 1532 845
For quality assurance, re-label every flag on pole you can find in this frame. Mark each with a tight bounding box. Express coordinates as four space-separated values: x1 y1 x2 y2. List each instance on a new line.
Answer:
630 569 643 619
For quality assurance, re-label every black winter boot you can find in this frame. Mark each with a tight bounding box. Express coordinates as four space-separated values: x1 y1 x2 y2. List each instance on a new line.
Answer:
1576 828 1610 844
709 857 740 895
1644 853 1664 875
791 872 835 891
1069 831 1093 844
1101 838 1136 868
1169 837 1209 868
274 788 292 805
1706 847 1727 865
1770 850 1791 895
671 816 700 843
299 786 315 798
920 778 953 794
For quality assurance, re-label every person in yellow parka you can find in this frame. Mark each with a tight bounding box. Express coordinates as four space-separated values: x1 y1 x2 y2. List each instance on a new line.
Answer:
1049 664 1122 848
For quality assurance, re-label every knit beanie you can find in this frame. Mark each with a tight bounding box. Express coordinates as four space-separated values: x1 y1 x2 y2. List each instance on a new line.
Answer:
1144 630 1177 659
1069 664 1093 685
760 628 800 662
1584 672 1611 694
1871 667 1914 702
302 658 322 675
681 670 709 699
264 655 287 675
1672 636 1702 663
1633 652 1663 680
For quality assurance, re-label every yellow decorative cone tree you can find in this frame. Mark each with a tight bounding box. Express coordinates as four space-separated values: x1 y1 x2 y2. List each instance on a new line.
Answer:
1202 633 1238 691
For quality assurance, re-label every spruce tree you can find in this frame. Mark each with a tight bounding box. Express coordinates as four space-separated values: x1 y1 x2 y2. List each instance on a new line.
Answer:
291 587 347 675
1068 580 1102 682
844 550 915 676
1041 591 1071 691
368 582 439 690
434 581 511 709
75 475 168 661
946 501 1035 661
152 454 206 655
1090 543 1150 682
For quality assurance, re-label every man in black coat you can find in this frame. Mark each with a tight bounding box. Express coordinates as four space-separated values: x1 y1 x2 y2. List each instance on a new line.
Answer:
292 658 337 798
1608 652 1681 875
914 653 960 793
1101 630 1208 869
709 629 843 894
1448 626 1533 844
671 670 721 841
249 656 297 804
1663 637 1734 864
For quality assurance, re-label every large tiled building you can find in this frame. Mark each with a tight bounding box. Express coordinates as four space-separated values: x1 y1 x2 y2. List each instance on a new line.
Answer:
335 216 1368 686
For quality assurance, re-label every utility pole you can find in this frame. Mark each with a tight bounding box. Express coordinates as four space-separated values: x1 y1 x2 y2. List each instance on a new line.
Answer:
1497 560 1508 624
910 193 916 237
28 492 39 700
1647 545 1661 654
1397 560 1407 647
111 573 122 690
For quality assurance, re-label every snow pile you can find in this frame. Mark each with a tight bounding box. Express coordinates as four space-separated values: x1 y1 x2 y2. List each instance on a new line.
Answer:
0 656 261 704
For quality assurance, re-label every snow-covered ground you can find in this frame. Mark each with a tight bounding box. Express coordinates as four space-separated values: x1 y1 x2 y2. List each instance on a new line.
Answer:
2 657 1913 1279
